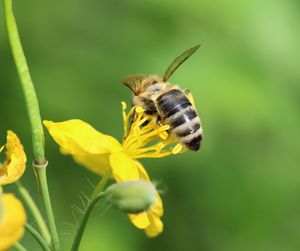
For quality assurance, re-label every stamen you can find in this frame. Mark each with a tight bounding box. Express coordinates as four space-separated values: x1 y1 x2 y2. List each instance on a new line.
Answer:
156 143 164 152
159 131 169 140
121 101 127 110
121 102 184 159
172 144 183 154
135 106 144 114
159 125 170 131
122 104 144 143
137 117 148 126
122 102 128 139
131 151 175 159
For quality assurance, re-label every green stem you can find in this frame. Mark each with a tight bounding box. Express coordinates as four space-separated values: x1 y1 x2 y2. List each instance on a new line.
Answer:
70 193 105 251
16 181 51 246
25 223 52 251
70 171 111 250
36 166 60 251
91 169 111 199
14 242 27 251
3 1 60 250
3 0 45 163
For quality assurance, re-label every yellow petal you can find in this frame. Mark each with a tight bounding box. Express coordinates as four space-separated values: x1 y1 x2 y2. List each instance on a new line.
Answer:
134 161 150 181
44 120 123 175
0 131 26 186
135 161 163 216
72 153 111 176
109 152 140 182
0 193 26 250
43 120 122 155
150 193 163 217
145 211 164 237
109 156 151 228
128 212 150 229
127 161 164 236
144 188 164 237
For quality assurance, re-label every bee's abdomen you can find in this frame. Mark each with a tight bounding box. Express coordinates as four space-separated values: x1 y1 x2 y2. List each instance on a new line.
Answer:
156 89 202 151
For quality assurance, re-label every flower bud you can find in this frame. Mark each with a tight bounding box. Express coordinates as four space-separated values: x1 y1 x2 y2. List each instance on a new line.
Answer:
104 180 157 214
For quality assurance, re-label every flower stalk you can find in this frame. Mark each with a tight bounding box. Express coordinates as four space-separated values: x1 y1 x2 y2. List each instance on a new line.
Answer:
25 223 52 251
14 242 27 251
71 192 105 251
3 0 60 249
35 165 60 250
91 169 111 199
16 182 51 245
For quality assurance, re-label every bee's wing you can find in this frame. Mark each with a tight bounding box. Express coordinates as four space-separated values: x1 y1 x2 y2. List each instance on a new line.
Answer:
162 44 201 82
122 74 148 94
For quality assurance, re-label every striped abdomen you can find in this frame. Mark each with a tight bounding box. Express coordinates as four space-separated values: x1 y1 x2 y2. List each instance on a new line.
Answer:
156 89 202 151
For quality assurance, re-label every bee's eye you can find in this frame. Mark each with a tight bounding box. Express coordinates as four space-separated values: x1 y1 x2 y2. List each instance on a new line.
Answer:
151 80 158 85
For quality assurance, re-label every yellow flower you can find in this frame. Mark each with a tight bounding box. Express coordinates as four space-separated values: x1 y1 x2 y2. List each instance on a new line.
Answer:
0 131 27 186
44 102 183 237
0 192 27 251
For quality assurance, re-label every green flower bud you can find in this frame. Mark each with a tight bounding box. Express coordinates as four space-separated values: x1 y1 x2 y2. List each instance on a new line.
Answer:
104 180 157 214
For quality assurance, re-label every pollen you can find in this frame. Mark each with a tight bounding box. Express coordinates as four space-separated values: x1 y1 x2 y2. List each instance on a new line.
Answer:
121 102 184 159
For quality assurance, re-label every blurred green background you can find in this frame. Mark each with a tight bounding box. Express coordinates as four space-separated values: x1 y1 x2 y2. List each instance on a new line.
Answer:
1 0 300 250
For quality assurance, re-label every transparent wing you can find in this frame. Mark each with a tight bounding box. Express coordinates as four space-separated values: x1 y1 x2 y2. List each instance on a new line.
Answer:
122 74 148 94
162 44 201 82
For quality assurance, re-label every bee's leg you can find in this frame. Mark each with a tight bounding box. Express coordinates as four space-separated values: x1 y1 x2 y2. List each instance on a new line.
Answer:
184 89 196 107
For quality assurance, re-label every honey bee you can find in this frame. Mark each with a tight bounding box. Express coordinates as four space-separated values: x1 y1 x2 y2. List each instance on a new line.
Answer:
122 44 203 151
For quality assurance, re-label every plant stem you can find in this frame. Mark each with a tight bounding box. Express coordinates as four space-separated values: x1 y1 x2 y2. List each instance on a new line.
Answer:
91 169 111 200
70 193 105 251
16 181 51 246
14 242 27 251
3 0 45 163
3 1 60 249
36 166 60 251
25 223 52 251
70 171 111 250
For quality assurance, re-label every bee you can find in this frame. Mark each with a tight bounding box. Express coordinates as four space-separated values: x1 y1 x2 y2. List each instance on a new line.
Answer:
122 44 203 151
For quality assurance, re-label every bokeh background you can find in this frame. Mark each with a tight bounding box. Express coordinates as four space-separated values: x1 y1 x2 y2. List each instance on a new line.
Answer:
1 0 300 250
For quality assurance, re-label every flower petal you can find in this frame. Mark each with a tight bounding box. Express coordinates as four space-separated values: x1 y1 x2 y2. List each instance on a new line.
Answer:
128 212 150 229
0 193 26 250
0 131 26 186
128 161 164 237
109 155 151 228
144 211 164 237
44 120 123 175
109 152 140 182
43 120 122 155
136 161 163 216
72 153 111 176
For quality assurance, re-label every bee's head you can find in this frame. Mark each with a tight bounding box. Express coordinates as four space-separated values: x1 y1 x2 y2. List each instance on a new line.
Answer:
122 74 162 95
